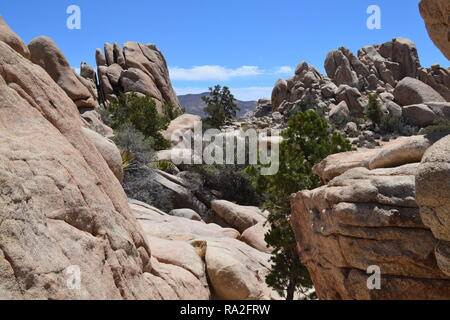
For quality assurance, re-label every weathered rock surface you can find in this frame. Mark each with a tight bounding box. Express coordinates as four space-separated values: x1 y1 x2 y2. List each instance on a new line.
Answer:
418 64 450 102
328 101 350 126
416 134 450 276
169 209 203 221
402 104 440 127
211 200 267 233
205 238 276 300
419 0 450 60
0 21 225 300
28 36 98 109
269 36 449 137
394 77 446 106
130 200 278 300
314 134 448 183
162 114 201 145
240 222 272 254
368 134 447 169
291 164 450 300
82 127 123 183
0 16 30 59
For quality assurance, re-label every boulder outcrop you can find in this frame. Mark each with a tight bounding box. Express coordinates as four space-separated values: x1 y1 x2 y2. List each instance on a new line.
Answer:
291 161 450 299
416 134 450 276
130 200 278 300
419 0 450 60
0 16 30 59
95 42 181 114
28 36 98 109
394 77 446 106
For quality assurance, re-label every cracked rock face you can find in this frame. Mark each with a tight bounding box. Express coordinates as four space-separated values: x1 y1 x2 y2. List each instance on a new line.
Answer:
291 164 450 300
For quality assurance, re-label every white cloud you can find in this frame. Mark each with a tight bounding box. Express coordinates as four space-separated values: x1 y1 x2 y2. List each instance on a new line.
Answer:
170 65 293 81
230 87 273 101
274 66 294 75
175 86 273 101
72 67 80 74
170 65 262 81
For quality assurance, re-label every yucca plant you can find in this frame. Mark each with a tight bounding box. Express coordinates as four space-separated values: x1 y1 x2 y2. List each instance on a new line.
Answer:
120 149 134 170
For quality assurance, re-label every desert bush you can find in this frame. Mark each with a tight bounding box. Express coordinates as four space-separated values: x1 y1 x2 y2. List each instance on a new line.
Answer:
123 166 174 213
181 164 262 207
98 104 113 128
379 114 418 136
366 94 383 126
108 92 171 150
113 123 155 169
153 160 179 174
420 118 450 135
163 103 184 120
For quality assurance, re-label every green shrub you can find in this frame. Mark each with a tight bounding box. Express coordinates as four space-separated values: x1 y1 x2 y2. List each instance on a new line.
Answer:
163 103 184 120
420 118 450 135
98 104 113 127
181 164 263 207
379 114 418 136
153 160 179 174
113 124 155 169
246 109 352 300
108 92 171 151
366 94 383 126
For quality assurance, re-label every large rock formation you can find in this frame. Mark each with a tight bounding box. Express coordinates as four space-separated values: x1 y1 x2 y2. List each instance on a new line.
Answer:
291 138 450 299
419 0 450 60
416 134 450 277
0 20 210 300
95 42 181 113
28 36 98 109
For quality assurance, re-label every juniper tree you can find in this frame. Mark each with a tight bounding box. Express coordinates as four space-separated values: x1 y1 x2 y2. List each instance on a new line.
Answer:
247 110 352 300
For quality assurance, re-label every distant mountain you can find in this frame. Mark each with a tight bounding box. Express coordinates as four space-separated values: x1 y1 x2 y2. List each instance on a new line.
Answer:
178 93 257 119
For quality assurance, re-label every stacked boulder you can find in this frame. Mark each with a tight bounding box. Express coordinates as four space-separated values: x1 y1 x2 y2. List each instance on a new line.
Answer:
290 134 450 299
95 42 182 113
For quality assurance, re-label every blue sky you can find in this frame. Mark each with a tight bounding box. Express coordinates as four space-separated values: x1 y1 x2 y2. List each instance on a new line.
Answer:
1 0 448 100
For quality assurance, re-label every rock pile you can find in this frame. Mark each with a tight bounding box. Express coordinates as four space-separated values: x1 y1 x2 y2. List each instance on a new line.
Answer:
95 42 181 113
267 37 450 140
291 134 450 300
